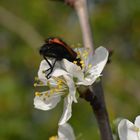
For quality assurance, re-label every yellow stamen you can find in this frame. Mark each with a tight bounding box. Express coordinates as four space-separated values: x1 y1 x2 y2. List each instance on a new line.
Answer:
35 92 41 96
52 77 66 86
88 64 92 69
82 50 88 58
49 136 58 140
83 53 88 57
58 84 62 89
50 89 54 94
132 126 140 132
34 83 37 87
80 60 84 64
57 79 62 84
81 63 85 68
54 88 59 92
73 61 77 64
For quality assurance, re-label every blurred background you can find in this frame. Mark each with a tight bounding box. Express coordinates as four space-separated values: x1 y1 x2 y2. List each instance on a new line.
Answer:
0 0 140 139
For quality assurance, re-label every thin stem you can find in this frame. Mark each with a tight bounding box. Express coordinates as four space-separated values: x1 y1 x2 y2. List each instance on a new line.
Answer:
89 82 113 140
80 81 113 140
73 0 94 53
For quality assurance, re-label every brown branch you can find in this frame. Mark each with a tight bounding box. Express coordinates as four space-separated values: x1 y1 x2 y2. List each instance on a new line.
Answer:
65 0 113 140
65 0 94 53
80 81 113 140
74 0 94 53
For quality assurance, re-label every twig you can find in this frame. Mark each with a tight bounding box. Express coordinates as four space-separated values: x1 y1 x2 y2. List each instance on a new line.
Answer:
65 0 94 53
74 0 94 53
65 0 113 140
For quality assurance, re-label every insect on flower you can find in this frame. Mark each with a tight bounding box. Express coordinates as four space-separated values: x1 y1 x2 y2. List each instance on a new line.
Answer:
39 37 81 79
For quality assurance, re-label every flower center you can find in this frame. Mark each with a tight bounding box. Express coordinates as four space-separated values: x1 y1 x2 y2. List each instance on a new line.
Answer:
34 77 67 97
73 59 84 69
73 48 93 71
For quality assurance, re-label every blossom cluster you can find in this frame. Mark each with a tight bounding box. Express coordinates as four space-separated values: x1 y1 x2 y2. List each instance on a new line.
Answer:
34 46 109 139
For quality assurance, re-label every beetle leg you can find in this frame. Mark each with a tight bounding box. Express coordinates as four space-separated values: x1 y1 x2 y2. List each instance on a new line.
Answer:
43 56 52 68
43 56 53 79
46 58 57 79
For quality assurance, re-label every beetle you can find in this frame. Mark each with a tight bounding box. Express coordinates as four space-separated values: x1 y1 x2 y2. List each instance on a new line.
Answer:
39 37 81 79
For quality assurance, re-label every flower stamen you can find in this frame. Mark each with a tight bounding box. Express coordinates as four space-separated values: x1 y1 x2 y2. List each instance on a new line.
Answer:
82 50 88 58
34 76 39 81
35 92 41 96
131 126 140 132
73 61 77 64
49 136 58 140
34 83 37 87
88 64 92 69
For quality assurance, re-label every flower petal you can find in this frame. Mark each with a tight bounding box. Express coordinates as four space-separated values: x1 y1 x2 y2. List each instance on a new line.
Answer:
38 59 67 81
59 95 73 125
118 119 138 140
34 94 61 111
135 115 140 128
76 47 108 86
63 75 77 103
62 59 84 82
38 60 50 83
76 76 97 85
52 68 68 77
88 46 109 76
58 123 75 140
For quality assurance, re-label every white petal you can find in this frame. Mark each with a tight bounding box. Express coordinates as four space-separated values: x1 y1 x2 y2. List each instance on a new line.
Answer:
68 47 108 86
118 119 138 140
74 47 91 67
59 95 73 125
76 47 108 86
34 95 61 111
134 116 140 129
52 68 68 77
63 75 77 103
62 59 84 82
38 59 67 81
88 46 109 76
38 60 49 82
58 123 75 140
76 73 101 86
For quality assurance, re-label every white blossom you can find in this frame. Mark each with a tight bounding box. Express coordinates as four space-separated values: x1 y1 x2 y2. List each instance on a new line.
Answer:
34 46 108 125
62 46 109 86
118 115 140 140
34 60 76 125
49 123 75 140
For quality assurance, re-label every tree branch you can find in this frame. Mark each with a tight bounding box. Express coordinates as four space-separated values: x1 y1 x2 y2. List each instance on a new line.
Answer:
74 0 94 53
65 0 94 53
65 0 113 140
